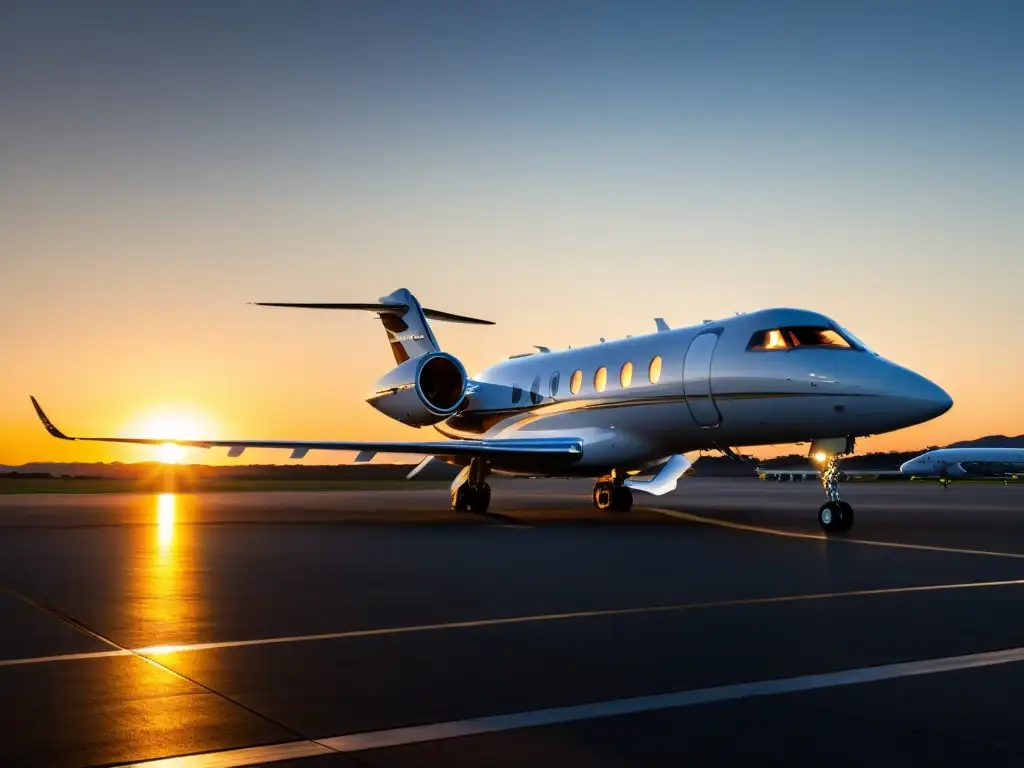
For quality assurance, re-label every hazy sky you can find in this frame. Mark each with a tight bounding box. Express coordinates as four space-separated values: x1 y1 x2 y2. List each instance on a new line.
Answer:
2 0 1022 465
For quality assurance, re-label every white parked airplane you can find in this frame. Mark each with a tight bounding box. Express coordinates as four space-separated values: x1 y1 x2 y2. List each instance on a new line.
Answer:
901 448 1024 482
30 288 952 533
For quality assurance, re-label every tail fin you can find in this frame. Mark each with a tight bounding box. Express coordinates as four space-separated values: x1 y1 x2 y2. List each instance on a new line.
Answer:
252 288 493 364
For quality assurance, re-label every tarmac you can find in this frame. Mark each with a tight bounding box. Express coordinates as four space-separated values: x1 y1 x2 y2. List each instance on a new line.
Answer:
2 477 1024 767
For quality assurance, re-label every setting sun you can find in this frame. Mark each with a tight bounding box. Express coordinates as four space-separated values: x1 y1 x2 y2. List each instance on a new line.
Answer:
157 443 188 464
124 407 217 465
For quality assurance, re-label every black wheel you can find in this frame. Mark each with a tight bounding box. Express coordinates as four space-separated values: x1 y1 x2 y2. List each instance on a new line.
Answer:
611 486 633 512
817 501 847 533
837 501 854 532
468 483 491 514
593 482 614 510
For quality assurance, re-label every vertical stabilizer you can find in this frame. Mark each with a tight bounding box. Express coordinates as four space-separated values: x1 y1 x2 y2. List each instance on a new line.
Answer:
376 289 441 364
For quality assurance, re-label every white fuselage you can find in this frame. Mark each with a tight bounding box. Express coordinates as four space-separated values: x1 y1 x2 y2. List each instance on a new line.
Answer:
901 448 1024 478
432 307 952 476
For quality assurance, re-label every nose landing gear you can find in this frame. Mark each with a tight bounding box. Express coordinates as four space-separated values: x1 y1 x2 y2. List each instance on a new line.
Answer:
818 455 854 533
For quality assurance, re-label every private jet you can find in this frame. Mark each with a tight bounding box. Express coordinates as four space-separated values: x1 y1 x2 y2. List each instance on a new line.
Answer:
30 288 952 533
901 447 1024 484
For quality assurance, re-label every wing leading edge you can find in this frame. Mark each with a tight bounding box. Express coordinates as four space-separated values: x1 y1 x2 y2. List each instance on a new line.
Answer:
29 397 583 461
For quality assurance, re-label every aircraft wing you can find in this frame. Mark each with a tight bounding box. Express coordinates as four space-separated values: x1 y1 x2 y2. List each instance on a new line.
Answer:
29 397 583 461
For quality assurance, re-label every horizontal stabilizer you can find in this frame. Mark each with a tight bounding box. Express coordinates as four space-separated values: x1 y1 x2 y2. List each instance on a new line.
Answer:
250 302 494 325
254 288 490 365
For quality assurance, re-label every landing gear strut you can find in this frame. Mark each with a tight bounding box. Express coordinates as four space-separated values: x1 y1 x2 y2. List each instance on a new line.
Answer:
817 455 854 534
451 458 491 514
593 471 633 513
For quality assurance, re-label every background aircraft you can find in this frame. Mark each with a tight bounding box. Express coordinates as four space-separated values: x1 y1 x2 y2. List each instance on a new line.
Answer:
31 288 952 533
901 447 1024 484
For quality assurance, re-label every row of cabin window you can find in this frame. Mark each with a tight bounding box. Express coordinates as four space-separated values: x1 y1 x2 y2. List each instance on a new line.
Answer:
511 356 663 404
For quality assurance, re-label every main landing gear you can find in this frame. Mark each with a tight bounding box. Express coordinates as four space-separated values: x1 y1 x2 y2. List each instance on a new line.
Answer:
451 458 491 514
593 472 633 513
817 455 854 534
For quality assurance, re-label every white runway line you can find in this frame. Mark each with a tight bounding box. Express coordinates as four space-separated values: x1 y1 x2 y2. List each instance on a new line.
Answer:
117 643 1024 767
0 649 133 667
4 577 1024 668
119 741 335 767
648 506 1024 559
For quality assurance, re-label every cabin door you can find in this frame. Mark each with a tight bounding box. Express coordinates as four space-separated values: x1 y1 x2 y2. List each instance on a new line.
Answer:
683 331 722 427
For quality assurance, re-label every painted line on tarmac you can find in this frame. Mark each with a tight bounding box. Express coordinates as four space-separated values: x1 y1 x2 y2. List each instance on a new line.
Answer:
5 577 1024 668
0 649 133 666
116 643 1024 767
647 507 1024 560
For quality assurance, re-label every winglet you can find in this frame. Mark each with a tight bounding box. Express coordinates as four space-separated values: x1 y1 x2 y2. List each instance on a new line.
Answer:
30 396 73 440
655 318 670 332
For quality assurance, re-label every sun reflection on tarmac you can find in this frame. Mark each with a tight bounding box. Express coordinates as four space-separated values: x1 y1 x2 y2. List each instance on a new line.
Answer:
157 493 176 549
133 493 203 651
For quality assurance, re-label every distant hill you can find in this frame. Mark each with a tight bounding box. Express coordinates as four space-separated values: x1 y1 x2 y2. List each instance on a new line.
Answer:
757 450 921 472
944 435 1024 449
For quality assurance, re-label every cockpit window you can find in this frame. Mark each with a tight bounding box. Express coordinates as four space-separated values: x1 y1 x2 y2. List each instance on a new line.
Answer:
747 326 858 351
836 325 873 353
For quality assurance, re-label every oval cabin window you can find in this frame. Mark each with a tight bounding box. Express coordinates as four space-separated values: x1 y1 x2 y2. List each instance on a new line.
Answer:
569 369 583 394
594 367 607 392
648 356 662 384
620 361 633 388
549 371 560 397
530 375 542 405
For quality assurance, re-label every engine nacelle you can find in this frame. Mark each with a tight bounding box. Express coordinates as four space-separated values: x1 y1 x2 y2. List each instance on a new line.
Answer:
366 352 468 427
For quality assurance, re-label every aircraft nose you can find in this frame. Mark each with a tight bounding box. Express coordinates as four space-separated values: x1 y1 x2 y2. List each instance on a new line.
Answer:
892 368 953 422
916 377 953 420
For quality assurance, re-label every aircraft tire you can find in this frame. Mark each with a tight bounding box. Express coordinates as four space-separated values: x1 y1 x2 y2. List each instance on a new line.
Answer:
817 501 851 534
611 486 633 513
451 484 470 512
593 482 615 510
467 483 491 514
838 501 855 532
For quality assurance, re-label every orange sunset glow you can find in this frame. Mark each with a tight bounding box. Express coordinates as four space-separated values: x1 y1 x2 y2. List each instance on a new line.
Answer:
3 289 1022 467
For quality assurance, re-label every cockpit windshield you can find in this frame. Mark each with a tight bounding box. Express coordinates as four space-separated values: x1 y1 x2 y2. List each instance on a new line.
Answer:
833 324 873 353
747 326 861 351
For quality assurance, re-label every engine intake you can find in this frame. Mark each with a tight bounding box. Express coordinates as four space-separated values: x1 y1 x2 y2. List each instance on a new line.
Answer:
367 352 469 427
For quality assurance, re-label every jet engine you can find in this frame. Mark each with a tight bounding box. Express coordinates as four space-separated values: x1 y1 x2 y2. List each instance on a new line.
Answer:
366 352 468 427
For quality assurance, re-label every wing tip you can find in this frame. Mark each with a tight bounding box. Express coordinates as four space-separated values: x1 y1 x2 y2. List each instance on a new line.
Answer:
30 396 72 440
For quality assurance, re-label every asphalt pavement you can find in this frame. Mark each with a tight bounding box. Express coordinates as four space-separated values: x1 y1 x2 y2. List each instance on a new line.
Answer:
1 478 1023 767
